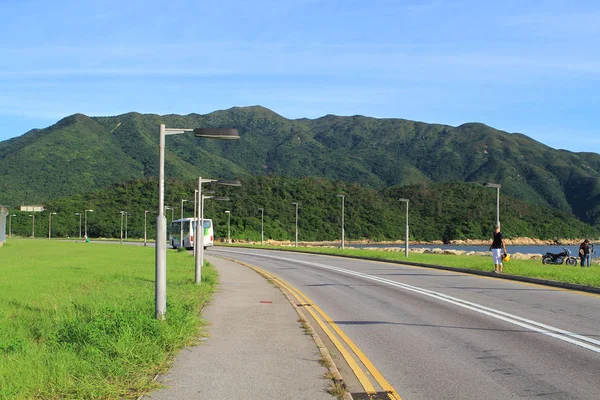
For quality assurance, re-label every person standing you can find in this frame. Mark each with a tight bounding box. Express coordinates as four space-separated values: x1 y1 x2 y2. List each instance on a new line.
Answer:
489 225 507 273
579 239 591 267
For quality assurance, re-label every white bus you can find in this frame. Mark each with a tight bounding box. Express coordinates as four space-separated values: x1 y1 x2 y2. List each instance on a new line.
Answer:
169 218 214 250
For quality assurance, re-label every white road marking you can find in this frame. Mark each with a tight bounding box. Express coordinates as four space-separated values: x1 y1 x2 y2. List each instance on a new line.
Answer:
216 249 600 354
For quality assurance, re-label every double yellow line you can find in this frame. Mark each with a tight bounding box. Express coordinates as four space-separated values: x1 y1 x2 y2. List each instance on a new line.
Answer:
243 262 402 400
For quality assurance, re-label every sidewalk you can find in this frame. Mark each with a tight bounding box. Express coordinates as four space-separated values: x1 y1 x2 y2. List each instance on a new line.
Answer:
143 255 333 400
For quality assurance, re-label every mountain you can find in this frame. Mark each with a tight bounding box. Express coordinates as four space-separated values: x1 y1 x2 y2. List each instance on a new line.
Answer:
1 106 600 226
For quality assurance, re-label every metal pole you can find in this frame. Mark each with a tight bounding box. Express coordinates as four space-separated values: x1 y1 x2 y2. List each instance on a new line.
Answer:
84 210 93 239
337 195 345 250
259 208 264 246
156 124 167 320
228 212 231 244
200 193 206 281
194 189 198 259
292 203 298 247
180 199 184 248
9 214 15 238
405 201 409 258
48 213 56 240
195 177 202 284
75 213 82 239
399 198 409 257
120 211 124 244
496 187 500 227
144 210 148 246
125 213 129 240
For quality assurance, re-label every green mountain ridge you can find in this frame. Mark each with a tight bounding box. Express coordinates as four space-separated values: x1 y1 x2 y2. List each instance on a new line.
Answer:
1 106 600 227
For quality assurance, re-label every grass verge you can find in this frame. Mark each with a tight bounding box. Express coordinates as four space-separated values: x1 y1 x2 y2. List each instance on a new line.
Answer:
219 244 600 288
0 239 217 399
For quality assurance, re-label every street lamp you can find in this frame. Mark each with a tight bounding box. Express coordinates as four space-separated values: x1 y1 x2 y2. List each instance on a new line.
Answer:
144 210 151 246
75 213 82 239
196 194 229 284
48 212 57 239
292 202 299 247
125 212 131 240
336 194 345 250
29 214 35 238
9 214 16 238
179 199 190 248
84 209 93 239
165 206 175 225
258 208 264 246
224 211 231 244
399 198 409 257
484 182 502 227
119 211 125 244
194 177 240 284
155 124 239 320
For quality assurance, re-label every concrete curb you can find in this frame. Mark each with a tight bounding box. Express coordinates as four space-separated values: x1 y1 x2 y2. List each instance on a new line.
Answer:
216 245 600 295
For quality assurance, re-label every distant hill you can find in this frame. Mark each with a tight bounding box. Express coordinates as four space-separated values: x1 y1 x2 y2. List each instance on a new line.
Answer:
1 106 600 226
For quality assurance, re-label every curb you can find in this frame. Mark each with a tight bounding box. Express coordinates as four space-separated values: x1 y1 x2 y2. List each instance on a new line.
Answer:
216 245 600 295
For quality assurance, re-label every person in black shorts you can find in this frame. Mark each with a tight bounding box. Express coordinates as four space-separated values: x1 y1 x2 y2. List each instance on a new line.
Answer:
489 225 507 273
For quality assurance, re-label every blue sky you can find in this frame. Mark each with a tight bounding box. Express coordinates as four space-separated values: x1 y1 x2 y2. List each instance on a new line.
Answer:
1 0 599 153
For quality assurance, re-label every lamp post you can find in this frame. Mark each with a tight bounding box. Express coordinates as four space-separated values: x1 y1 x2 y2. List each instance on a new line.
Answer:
155 124 239 320
120 211 125 244
258 208 264 246
179 198 189 248
485 182 502 227
84 209 93 239
75 213 82 239
194 178 239 284
165 206 175 225
195 178 217 284
336 194 345 250
48 212 57 239
29 214 35 238
292 202 299 247
9 214 15 238
399 198 409 257
125 212 130 240
224 211 231 244
196 194 229 283
144 210 150 246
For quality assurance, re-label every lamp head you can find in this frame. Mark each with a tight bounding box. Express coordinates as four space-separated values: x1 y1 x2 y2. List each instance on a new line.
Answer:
194 128 239 140
217 179 242 187
484 182 501 189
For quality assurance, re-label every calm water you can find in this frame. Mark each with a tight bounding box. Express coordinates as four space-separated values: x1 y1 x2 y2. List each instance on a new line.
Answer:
353 243 597 256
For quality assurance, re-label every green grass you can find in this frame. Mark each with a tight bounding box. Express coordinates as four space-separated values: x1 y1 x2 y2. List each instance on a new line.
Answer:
220 244 600 288
0 239 217 400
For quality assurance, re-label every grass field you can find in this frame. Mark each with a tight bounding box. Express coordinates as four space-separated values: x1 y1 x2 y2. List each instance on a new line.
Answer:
221 244 600 288
0 239 216 400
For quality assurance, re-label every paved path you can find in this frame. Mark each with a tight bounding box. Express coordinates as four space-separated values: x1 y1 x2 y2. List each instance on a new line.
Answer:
144 255 332 400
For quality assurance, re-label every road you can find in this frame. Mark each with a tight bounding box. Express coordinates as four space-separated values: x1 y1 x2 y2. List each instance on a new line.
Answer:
209 247 600 400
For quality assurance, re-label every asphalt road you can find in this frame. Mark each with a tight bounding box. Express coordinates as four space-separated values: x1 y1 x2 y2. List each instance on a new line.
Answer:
209 247 600 400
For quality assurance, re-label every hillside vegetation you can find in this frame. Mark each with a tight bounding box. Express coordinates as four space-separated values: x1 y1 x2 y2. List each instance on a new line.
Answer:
1 106 600 227
7 177 598 242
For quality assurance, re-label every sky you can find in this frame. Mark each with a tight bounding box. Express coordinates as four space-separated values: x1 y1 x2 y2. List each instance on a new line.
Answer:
0 0 599 153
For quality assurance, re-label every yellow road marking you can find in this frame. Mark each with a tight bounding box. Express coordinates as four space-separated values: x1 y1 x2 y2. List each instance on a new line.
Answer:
240 261 402 400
